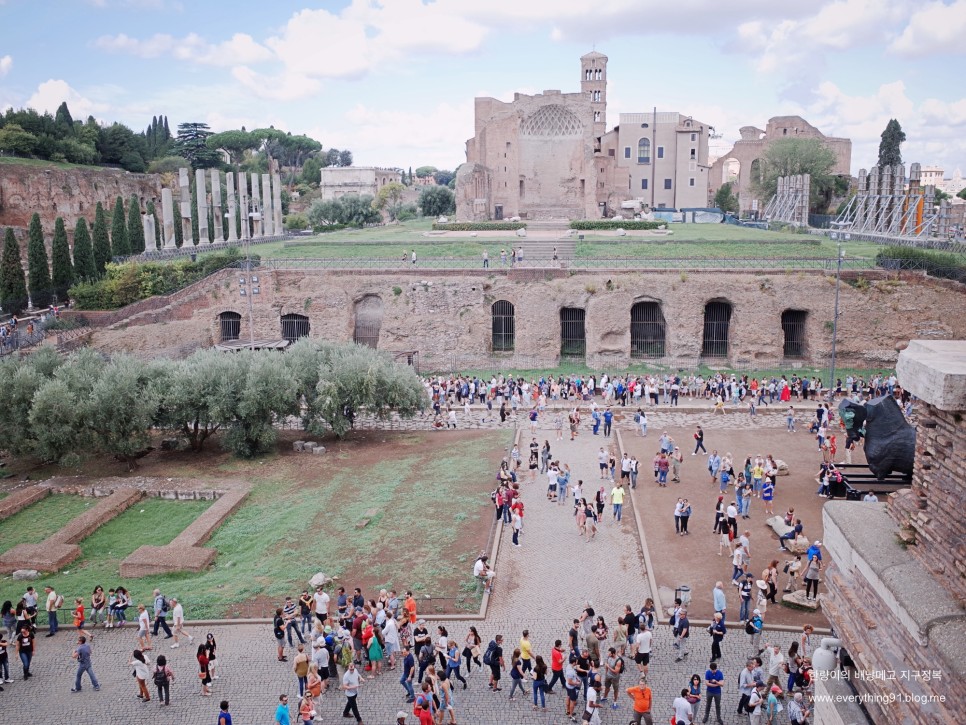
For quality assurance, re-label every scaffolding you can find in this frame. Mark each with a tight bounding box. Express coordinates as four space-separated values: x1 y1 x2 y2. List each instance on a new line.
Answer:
763 174 810 227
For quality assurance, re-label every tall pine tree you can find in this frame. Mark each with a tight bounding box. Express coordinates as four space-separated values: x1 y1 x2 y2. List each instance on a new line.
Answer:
92 201 112 276
0 228 28 315
50 217 74 303
877 119 906 168
26 213 52 309
127 195 145 254
110 195 130 257
72 218 96 281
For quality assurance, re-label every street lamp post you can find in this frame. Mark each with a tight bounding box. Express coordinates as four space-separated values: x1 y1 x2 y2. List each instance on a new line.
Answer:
828 242 844 400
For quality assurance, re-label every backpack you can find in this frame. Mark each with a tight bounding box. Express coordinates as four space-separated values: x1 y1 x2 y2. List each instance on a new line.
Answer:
153 666 169 687
54 594 65 609
482 640 497 666
161 597 169 613
745 620 757 635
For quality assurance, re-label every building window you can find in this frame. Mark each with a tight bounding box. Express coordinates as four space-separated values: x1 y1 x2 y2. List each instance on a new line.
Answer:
492 301 515 352
560 307 586 359
689 178 695 187
353 295 384 349
637 138 650 164
281 313 310 342
657 146 664 159
690 148 696 159
624 147 631 159
641 178 648 190
630 301 666 358
664 178 672 190
691 133 696 142
218 311 241 342
608 148 615 157
702 300 732 357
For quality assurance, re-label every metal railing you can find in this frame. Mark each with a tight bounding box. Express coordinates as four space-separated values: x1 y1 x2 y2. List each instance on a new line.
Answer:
114 233 294 264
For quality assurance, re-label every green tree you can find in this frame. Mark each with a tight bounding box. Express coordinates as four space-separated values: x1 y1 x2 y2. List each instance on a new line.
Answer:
0 355 49 454
958 188 966 201
301 156 322 186
92 202 112 276
0 228 29 315
221 352 298 458
50 217 74 302
26 213 52 308
415 166 437 178
342 195 381 226
934 189 951 205
127 195 145 254
713 182 739 214
206 129 256 167
877 119 906 168
86 355 161 470
418 184 455 217
110 196 130 257
433 169 455 187
753 138 837 212
72 218 96 282
174 122 221 170
374 181 406 221
0 123 38 156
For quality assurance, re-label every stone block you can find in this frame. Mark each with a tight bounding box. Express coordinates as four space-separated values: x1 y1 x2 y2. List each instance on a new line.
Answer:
774 458 789 475
897 340 966 411
160 489 179 500
302 443 315 453
0 543 80 574
781 589 821 610
294 441 306 452
313 445 326 455
309 572 334 588
12 569 39 580
0 485 50 521
177 491 198 500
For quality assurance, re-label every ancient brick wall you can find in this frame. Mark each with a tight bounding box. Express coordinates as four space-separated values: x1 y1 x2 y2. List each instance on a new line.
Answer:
0 162 162 243
890 405 966 604
84 267 966 370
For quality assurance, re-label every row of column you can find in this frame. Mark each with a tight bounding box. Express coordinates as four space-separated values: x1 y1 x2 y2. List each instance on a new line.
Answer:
156 169 284 249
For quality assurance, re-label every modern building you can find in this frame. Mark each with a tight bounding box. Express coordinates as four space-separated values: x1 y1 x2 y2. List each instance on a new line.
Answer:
709 116 851 216
455 52 712 220
319 166 402 201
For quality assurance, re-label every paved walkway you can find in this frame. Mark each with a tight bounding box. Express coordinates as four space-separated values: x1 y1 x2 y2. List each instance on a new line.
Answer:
2 424 811 725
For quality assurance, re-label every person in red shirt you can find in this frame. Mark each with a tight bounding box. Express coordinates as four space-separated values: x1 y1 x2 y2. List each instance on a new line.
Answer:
403 592 417 626
547 639 566 694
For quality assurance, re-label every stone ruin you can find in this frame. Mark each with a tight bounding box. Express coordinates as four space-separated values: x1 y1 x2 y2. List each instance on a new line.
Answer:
153 167 286 250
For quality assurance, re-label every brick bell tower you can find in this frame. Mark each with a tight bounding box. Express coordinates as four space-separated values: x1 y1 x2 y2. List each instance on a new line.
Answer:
580 50 608 142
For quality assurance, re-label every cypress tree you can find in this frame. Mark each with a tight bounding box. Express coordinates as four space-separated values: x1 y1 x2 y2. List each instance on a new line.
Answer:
72 218 96 281
92 201 112 276
0 228 28 315
26 213 52 309
50 217 74 302
110 195 130 257
127 195 145 254
877 119 906 168
146 200 161 249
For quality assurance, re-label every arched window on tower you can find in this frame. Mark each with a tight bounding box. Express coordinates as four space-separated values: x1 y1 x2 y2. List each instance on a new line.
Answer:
637 138 651 164
596 69 602 80
594 111 601 122
585 69 591 81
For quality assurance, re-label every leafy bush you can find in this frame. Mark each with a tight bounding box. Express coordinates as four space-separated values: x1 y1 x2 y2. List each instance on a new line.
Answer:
68 248 252 310
284 213 310 231
432 222 526 231
396 204 419 222
875 246 966 284
569 220 664 230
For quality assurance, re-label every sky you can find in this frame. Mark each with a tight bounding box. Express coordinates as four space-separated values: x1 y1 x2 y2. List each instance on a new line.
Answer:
1 0 965 176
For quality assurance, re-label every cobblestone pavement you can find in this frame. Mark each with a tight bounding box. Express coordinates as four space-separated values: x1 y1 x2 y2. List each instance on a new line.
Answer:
2 424 811 725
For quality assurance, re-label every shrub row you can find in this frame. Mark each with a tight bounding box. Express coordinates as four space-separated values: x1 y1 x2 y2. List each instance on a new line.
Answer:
875 246 966 284
432 222 527 231
569 220 665 230
68 249 255 310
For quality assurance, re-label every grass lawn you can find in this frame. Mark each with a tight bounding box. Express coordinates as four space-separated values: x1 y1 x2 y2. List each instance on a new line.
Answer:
0 430 507 618
0 494 93 555
0 156 103 171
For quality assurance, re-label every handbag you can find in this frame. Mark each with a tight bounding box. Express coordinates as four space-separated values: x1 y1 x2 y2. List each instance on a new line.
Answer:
470 645 481 658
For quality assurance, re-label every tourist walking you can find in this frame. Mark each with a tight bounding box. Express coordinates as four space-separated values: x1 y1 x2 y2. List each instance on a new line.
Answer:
693 426 706 455
130 649 152 702
137 604 152 651
703 661 724 724
153 654 174 705
341 661 364 723
626 674 653 725
170 598 194 648
152 589 173 639
198 643 212 696
70 634 100 692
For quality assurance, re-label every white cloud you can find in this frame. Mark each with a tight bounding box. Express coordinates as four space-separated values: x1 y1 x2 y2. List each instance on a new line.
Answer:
0 55 11 77
95 32 271 67
890 0 966 56
231 66 321 102
24 79 109 118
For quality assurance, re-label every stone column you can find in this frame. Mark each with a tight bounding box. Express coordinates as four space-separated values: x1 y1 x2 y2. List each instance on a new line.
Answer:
272 172 283 234
179 168 193 245
261 173 274 236
250 172 263 237
226 172 238 243
210 169 225 243
161 188 177 249
238 172 249 240
195 168 209 243
141 214 155 254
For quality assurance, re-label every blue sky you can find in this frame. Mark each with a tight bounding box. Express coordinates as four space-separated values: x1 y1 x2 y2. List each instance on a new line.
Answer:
1 0 965 176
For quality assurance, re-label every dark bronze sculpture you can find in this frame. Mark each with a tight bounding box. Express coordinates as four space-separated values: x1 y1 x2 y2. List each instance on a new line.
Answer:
839 395 915 479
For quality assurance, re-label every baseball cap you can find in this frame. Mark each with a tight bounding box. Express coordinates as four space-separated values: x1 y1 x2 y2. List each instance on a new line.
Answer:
814 540 822 546
753 609 761 615
396 712 407 719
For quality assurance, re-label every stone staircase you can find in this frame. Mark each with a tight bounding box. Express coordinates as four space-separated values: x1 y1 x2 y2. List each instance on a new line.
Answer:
516 220 576 264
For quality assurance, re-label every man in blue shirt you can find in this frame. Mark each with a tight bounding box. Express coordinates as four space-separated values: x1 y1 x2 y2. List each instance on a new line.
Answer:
603 408 613 437
400 643 416 702
218 700 232 725
274 694 290 725
702 661 724 724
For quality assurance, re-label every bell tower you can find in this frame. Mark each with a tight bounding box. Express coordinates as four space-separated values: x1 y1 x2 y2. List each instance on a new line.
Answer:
580 50 608 141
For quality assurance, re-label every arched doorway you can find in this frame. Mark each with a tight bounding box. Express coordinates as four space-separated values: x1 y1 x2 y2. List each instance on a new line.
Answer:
781 309 808 358
218 311 241 342
560 307 586 359
630 301 666 358
702 300 732 358
281 313 310 342
491 300 515 352
353 295 384 349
